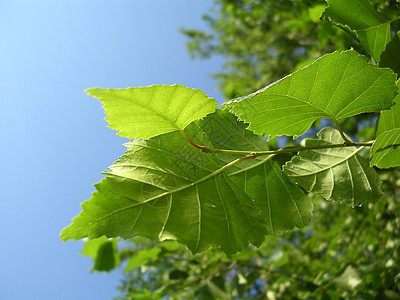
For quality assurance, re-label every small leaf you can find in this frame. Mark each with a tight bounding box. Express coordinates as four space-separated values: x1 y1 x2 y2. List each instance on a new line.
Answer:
324 0 392 62
123 248 161 272
81 237 120 271
284 128 382 206
87 85 218 139
333 266 362 291
370 81 400 168
60 123 266 255
225 50 396 139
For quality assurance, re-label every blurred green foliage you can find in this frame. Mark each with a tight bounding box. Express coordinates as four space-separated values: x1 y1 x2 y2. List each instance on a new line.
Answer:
181 0 399 99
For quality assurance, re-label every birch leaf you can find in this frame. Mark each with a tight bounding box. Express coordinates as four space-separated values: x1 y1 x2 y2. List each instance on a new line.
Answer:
225 50 396 140
87 85 218 139
284 128 382 206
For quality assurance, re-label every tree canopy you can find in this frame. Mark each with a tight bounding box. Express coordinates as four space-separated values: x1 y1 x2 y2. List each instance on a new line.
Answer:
181 0 400 98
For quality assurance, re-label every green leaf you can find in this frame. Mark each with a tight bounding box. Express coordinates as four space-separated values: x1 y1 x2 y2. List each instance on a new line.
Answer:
124 247 162 272
198 109 313 234
60 123 267 255
231 159 313 234
86 85 218 139
324 0 392 62
224 50 396 139
380 32 400 75
81 236 120 271
370 81 400 168
333 266 362 291
283 128 382 206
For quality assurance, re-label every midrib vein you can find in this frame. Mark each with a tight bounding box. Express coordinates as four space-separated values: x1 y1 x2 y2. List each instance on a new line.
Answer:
288 146 364 177
79 155 250 226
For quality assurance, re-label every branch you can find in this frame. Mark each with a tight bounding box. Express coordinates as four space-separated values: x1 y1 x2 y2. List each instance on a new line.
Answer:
180 129 374 157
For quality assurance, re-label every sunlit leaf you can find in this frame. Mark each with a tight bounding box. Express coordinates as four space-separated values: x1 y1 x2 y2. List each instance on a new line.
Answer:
60 123 267 255
225 50 396 139
87 85 218 139
284 128 382 206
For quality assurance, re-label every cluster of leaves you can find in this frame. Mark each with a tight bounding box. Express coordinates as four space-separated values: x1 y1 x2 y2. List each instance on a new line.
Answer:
61 0 400 298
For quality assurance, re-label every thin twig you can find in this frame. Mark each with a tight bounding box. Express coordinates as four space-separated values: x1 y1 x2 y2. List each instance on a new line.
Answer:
180 130 373 158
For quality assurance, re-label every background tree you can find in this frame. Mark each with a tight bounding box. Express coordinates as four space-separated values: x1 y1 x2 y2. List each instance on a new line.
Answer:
181 0 399 99
77 1 400 299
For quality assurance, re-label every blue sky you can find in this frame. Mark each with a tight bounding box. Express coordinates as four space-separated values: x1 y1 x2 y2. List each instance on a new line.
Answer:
0 1 223 299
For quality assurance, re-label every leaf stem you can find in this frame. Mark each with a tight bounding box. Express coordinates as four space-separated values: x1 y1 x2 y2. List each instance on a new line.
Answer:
180 130 212 152
333 119 353 144
180 128 374 159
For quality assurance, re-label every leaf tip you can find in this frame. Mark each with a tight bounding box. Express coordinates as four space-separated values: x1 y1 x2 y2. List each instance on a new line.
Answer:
59 226 72 242
85 87 102 97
